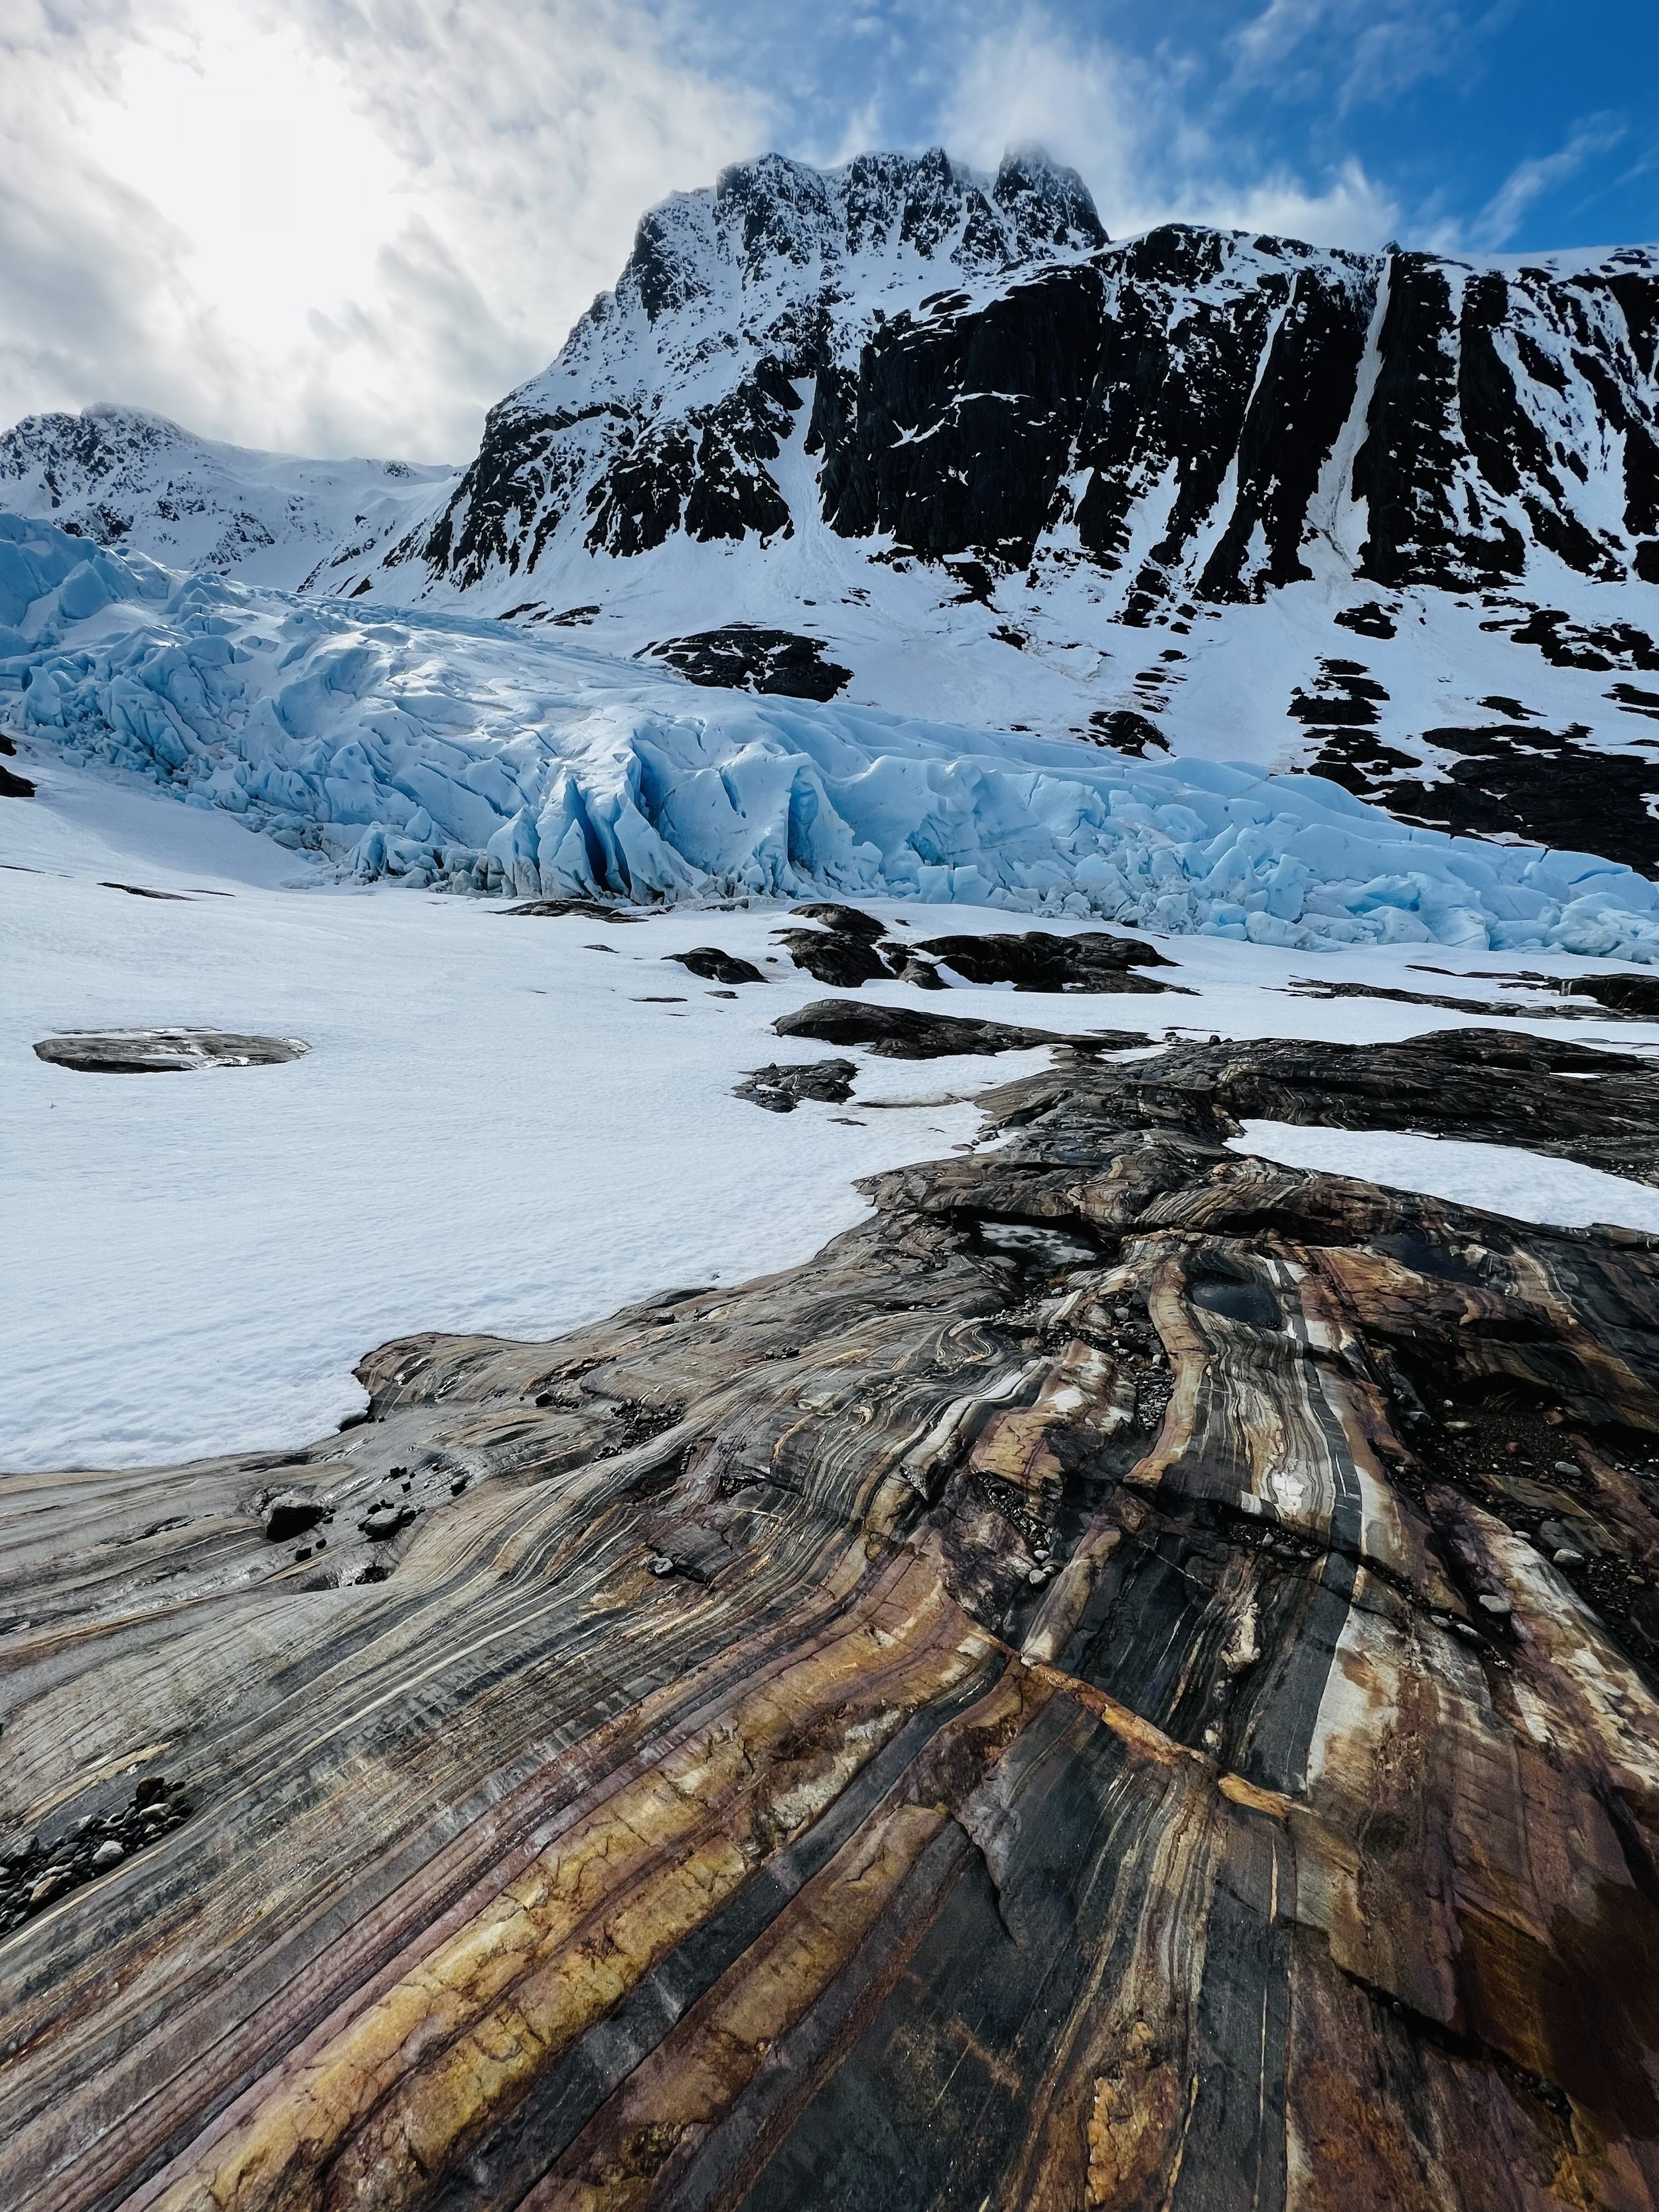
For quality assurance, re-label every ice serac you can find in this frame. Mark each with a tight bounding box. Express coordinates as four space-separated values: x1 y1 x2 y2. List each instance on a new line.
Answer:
7 1033 1659 2207
398 151 1659 609
10 509 1659 960
0 404 457 591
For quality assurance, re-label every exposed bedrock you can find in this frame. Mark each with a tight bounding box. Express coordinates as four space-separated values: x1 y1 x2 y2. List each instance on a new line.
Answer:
5 1032 1659 2208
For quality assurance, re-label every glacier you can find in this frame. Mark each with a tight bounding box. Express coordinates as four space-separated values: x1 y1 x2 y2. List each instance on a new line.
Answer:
5 512 1658 960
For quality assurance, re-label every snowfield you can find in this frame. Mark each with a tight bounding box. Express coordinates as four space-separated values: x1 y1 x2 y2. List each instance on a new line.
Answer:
7 513 1659 963
7 749 1659 1473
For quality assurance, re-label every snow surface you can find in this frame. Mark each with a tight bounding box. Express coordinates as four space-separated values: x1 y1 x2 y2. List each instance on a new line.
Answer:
1233 1122 1659 1236
8 747 1659 1473
7 514 1659 962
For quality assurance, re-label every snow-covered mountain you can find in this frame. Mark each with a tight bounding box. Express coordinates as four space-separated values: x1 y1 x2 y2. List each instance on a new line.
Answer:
344 149 1659 872
382 151 1659 615
4 146 1659 921
0 404 457 593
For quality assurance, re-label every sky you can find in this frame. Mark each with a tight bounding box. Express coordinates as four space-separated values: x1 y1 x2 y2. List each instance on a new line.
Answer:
1 0 1654 465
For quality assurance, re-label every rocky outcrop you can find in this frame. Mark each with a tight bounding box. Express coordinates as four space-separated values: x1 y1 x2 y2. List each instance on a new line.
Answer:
6 1029 1659 2207
31 1029 310 1073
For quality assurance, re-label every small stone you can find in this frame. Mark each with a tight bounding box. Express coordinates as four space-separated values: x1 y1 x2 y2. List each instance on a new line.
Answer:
2 1833 38 1867
90 1840 125 1870
133 1777 169 1808
1453 1620 1482 1639
27 1873 68 1907
1553 1548 1585 1568
263 1488 324 1542
1477 1593 1512 1617
648 1556 676 1578
1553 1461 1583 1480
1027 1566 1048 1586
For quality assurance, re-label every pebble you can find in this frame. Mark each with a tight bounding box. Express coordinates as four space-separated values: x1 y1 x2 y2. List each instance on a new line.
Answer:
1027 1567 1048 1586
1477 1593 1512 1617
27 1873 68 1908
1553 1547 1585 1568
648 1556 676 1578
90 1840 125 1870
1553 1461 1583 1481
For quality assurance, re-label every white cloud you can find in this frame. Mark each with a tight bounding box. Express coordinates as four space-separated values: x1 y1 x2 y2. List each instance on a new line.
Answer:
1230 0 1475 110
0 0 770 460
1468 117 1627 248
939 8 1400 248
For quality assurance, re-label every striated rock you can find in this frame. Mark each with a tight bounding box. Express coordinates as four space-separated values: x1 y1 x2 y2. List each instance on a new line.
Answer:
5 1030 1659 2207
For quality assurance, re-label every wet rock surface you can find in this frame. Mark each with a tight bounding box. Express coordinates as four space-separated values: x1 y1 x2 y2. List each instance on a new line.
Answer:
32 1028 311 1074
7 1029 1659 2209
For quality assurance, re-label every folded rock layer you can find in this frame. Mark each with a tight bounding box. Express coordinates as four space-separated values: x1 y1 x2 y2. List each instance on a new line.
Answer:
3 1033 1659 2209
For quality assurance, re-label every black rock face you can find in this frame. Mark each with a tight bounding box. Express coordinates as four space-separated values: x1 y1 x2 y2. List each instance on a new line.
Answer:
643 627 852 700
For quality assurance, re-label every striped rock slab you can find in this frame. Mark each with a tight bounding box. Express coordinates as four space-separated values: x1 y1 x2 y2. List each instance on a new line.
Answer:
5 1032 1659 2211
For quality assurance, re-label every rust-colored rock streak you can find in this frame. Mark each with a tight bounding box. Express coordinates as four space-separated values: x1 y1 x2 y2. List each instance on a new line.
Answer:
3 1031 1659 2209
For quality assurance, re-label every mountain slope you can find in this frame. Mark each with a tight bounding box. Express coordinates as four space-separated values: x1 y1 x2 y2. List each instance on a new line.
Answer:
0 404 457 592
386 155 1659 618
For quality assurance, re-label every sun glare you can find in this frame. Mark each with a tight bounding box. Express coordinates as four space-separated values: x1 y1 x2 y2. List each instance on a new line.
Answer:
91 13 401 356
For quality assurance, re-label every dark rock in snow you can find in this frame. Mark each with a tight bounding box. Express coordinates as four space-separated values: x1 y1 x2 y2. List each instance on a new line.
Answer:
773 927 894 987
790 903 888 939
914 928 1178 991
642 627 853 700
666 946 766 984
774 996 1145 1059
1086 708 1169 755
33 1029 310 1074
733 1059 858 1112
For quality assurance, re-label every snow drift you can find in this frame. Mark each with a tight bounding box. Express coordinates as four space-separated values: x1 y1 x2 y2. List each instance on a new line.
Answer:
6 512 1659 961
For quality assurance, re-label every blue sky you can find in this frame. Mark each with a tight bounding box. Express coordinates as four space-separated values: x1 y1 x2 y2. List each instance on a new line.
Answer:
0 0 1654 458
679 0 1658 253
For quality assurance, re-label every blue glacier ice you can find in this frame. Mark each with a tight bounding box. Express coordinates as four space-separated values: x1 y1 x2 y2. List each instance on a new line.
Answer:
5 513 1658 962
